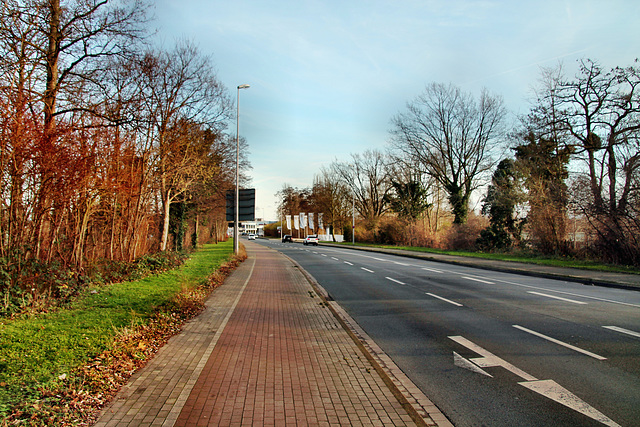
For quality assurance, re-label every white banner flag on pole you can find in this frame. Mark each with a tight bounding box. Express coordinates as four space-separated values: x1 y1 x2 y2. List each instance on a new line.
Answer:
293 215 299 230
318 213 324 230
286 215 291 231
300 213 306 229
308 213 314 230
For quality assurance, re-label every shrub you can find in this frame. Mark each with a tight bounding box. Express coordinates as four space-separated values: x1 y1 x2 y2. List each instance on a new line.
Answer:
0 251 188 318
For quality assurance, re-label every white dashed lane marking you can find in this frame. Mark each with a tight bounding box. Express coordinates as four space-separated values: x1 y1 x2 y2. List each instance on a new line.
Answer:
513 325 606 360
426 293 463 307
603 326 640 339
527 291 588 305
463 276 495 284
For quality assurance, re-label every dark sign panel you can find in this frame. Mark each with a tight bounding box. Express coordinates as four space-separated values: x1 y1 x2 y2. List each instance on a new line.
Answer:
226 188 256 221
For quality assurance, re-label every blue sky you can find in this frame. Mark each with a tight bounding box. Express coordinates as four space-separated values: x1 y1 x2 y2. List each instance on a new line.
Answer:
152 0 639 221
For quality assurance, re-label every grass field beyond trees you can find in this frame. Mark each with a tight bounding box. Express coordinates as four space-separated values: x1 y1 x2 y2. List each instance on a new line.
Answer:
0 240 237 424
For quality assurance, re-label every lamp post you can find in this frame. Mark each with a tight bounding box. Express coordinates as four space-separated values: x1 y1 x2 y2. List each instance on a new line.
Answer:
234 84 250 255
349 164 356 245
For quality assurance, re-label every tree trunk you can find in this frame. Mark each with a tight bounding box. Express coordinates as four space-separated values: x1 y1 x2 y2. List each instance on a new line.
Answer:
160 192 171 251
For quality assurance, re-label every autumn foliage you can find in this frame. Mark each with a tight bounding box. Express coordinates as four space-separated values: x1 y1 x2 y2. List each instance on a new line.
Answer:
0 1 243 312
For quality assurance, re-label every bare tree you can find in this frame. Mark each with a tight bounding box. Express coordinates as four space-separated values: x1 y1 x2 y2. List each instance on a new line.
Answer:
391 83 506 224
311 167 351 240
0 0 149 260
138 41 232 251
331 149 393 229
540 59 640 264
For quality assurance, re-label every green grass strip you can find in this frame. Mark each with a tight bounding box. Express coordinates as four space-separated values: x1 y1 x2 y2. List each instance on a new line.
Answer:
0 241 234 415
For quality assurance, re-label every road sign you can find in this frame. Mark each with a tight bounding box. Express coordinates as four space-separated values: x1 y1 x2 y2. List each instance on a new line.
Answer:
226 189 255 221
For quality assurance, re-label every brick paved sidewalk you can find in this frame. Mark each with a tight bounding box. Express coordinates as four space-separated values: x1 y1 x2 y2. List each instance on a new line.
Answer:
95 243 443 426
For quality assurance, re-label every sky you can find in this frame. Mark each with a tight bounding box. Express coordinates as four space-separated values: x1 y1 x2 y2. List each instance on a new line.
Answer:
152 0 639 221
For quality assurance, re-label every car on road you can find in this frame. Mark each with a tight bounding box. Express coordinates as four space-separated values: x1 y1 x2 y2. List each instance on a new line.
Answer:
282 234 292 243
303 235 319 246
247 233 256 240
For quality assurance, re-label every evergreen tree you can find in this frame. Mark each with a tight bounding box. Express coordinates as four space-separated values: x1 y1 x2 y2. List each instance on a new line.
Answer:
477 159 524 251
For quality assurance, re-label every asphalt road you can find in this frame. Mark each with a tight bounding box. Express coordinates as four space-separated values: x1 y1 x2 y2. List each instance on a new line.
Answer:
255 238 640 427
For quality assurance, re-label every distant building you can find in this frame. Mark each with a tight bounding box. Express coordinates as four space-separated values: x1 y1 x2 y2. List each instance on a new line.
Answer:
228 219 275 237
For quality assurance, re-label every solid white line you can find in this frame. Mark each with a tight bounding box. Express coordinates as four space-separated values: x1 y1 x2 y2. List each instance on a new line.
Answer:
422 267 444 273
463 276 495 284
361 267 375 273
426 293 463 307
603 326 640 339
513 325 606 360
344 261 354 266
528 291 588 305
386 277 406 285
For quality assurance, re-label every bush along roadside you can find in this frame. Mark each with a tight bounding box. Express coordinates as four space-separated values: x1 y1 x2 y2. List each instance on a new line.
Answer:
0 241 246 426
0 250 188 319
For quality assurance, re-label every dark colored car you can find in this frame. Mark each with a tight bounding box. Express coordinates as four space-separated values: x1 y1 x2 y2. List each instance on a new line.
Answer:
282 234 292 243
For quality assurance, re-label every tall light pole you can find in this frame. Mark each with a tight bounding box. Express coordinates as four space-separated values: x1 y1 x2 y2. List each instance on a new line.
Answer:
349 164 356 245
234 84 250 254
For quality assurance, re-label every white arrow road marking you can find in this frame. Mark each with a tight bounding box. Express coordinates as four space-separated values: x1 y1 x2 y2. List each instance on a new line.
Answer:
603 325 640 339
519 380 621 427
386 277 406 285
528 291 588 305
426 293 463 307
462 276 495 284
449 336 620 426
453 352 492 377
513 325 606 360
448 335 536 381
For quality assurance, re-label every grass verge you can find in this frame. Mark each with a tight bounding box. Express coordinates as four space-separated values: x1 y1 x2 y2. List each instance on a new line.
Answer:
333 242 640 274
0 240 244 426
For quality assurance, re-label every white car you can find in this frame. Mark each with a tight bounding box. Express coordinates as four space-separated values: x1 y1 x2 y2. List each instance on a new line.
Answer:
247 233 256 240
303 235 319 246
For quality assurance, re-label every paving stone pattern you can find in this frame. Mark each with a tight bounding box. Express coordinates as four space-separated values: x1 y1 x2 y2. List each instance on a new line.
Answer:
95 244 421 426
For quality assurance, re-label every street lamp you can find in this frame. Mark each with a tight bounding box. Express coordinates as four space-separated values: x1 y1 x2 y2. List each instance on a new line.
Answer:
234 84 250 254
349 164 356 245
